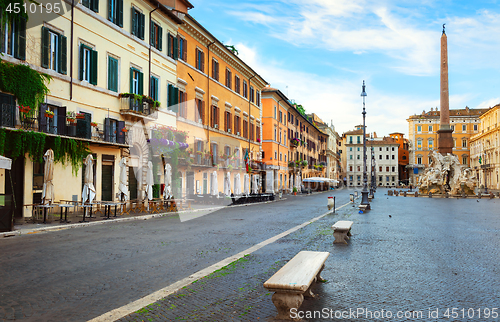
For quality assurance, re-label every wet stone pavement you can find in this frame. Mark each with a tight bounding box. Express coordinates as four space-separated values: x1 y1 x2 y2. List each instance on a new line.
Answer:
119 192 500 322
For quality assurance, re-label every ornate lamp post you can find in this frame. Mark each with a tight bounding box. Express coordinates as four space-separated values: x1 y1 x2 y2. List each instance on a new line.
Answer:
360 80 370 210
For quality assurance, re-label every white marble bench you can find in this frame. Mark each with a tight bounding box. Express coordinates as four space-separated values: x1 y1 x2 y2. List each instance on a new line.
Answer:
263 251 329 320
331 220 353 244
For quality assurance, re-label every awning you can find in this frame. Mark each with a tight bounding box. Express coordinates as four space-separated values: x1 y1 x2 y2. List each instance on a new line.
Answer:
0 156 12 170
303 177 339 184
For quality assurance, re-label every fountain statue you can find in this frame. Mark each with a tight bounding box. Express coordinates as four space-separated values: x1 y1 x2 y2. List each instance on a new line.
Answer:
418 150 477 195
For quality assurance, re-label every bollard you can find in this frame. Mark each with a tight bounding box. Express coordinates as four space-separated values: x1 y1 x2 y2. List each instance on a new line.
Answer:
404 191 407 197
415 191 418 197
429 192 432 198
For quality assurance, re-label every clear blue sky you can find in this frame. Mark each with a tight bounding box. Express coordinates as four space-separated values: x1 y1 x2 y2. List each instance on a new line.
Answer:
188 0 500 137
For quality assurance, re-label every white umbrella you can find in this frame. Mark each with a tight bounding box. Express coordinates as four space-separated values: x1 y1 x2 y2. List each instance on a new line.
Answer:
163 163 172 199
252 174 259 194
224 172 231 196
82 154 96 204
211 171 218 196
0 155 12 170
42 149 54 205
243 173 249 195
118 158 129 201
145 161 154 201
234 173 241 195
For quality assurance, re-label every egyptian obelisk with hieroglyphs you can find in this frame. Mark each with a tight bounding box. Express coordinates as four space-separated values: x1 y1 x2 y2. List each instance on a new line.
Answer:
437 24 454 155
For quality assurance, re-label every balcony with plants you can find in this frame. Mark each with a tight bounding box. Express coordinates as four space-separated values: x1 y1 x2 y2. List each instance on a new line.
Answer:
119 93 160 119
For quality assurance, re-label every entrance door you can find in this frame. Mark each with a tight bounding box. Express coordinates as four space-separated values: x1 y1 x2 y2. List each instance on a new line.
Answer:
261 171 266 193
186 171 194 197
129 166 137 200
5 155 24 221
101 164 113 201
203 172 207 194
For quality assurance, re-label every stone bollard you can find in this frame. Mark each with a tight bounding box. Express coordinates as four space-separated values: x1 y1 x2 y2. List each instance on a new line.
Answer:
477 193 481 199
429 192 432 198
445 192 449 198
404 191 407 197
415 191 418 198
462 192 466 199
490 192 494 199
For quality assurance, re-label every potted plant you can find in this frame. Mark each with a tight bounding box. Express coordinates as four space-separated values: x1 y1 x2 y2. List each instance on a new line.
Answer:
90 122 98 127
301 160 308 167
76 112 85 119
45 110 54 118
121 128 128 133
293 187 298 195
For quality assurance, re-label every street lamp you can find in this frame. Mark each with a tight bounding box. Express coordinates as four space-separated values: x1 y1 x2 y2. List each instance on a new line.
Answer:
360 80 370 210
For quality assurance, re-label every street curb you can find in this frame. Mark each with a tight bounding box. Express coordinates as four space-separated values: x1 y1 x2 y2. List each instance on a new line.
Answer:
0 197 289 239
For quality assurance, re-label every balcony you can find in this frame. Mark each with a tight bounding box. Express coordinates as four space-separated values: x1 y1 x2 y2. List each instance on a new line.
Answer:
0 103 128 146
119 94 158 120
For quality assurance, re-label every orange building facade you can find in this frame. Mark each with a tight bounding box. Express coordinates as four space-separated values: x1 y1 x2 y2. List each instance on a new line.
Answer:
174 14 267 196
389 132 410 184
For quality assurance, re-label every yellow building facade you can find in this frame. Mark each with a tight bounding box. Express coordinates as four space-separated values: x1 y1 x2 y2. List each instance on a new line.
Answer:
407 107 485 185
470 105 500 191
0 0 190 220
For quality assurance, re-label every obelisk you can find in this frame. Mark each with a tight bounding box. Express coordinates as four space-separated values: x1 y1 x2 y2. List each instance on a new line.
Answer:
437 24 454 155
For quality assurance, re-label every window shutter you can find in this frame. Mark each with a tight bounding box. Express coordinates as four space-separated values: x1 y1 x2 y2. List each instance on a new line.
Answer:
176 35 180 60
201 101 205 124
108 0 112 21
195 48 198 69
58 34 67 75
90 49 98 85
104 117 110 142
41 27 49 68
117 121 125 143
201 51 204 72
108 56 118 92
167 84 172 107
117 0 123 27
91 0 99 12
14 18 26 60
173 35 178 60
38 104 47 131
183 38 187 61
131 8 137 36
79 45 84 80
139 13 145 39
138 71 143 95
129 68 134 93
167 33 171 56
150 21 154 46
158 26 163 51
57 106 67 135
83 0 90 7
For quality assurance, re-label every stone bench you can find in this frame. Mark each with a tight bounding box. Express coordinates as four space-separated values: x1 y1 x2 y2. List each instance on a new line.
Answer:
263 251 329 320
331 220 353 244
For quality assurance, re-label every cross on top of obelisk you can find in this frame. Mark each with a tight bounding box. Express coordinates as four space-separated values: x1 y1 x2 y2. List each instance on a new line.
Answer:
442 23 446 34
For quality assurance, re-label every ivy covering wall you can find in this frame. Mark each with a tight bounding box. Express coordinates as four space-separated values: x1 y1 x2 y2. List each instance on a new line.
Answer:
0 129 90 175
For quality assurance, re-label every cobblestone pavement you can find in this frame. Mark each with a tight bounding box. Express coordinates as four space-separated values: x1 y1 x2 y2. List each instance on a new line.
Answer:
118 191 500 322
0 189 349 321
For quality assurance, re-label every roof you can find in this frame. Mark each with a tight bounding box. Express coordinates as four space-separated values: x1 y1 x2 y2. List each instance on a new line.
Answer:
343 129 363 136
367 137 399 146
408 107 489 120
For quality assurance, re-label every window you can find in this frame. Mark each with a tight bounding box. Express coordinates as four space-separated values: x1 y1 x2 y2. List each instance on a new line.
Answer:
234 75 240 94
417 139 422 150
243 80 248 98
225 111 232 132
350 155 353 160
250 86 254 103
256 91 260 107
474 124 478 131
357 166 360 172
417 125 421 132
357 155 360 160
357 147 360 151
279 111 282 123
150 22 162 51
386 166 389 172
274 128 276 141
379 155 382 160
1 18 26 60
131 8 145 39
129 67 143 95
462 156 468 165
462 124 466 132
428 125 433 132
234 115 240 135
349 166 353 172
451 125 455 131
379 166 382 172
275 151 277 160
379 147 382 151
225 68 232 89
167 33 178 59
107 56 118 92
349 175 353 181
256 125 260 142
178 37 187 61
167 84 179 112
280 153 282 161
195 98 204 123
195 48 204 72
349 147 352 151
179 91 187 118
392 166 395 172
211 104 219 128
462 139 467 148
386 155 389 160
108 0 123 27
417 156 422 164
41 27 67 74
212 59 219 81
357 136 360 144
79 43 97 85
150 76 159 101
391 147 395 151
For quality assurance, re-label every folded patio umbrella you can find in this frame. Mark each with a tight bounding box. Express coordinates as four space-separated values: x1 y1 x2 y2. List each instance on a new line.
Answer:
252 174 258 194
234 173 241 195
224 172 231 196
42 149 54 205
243 173 249 195
118 157 129 201
82 154 96 204
211 171 218 196
163 163 172 199
145 161 154 201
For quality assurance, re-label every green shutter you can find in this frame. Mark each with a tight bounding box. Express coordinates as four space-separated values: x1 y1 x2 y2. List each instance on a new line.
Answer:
91 0 99 12
167 33 171 57
79 44 84 80
171 87 178 113
173 35 178 60
41 27 49 68
129 68 134 93
158 26 163 51
108 0 113 21
138 71 143 95
108 56 118 92
131 8 137 36
139 13 145 39
167 84 172 107
82 0 90 7
117 0 123 27
150 21 154 46
90 49 98 85
14 19 26 60
59 35 67 75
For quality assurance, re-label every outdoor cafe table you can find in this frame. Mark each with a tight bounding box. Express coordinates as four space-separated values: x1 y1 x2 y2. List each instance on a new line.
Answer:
57 204 73 223
100 201 123 219
80 204 97 223
34 204 57 224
